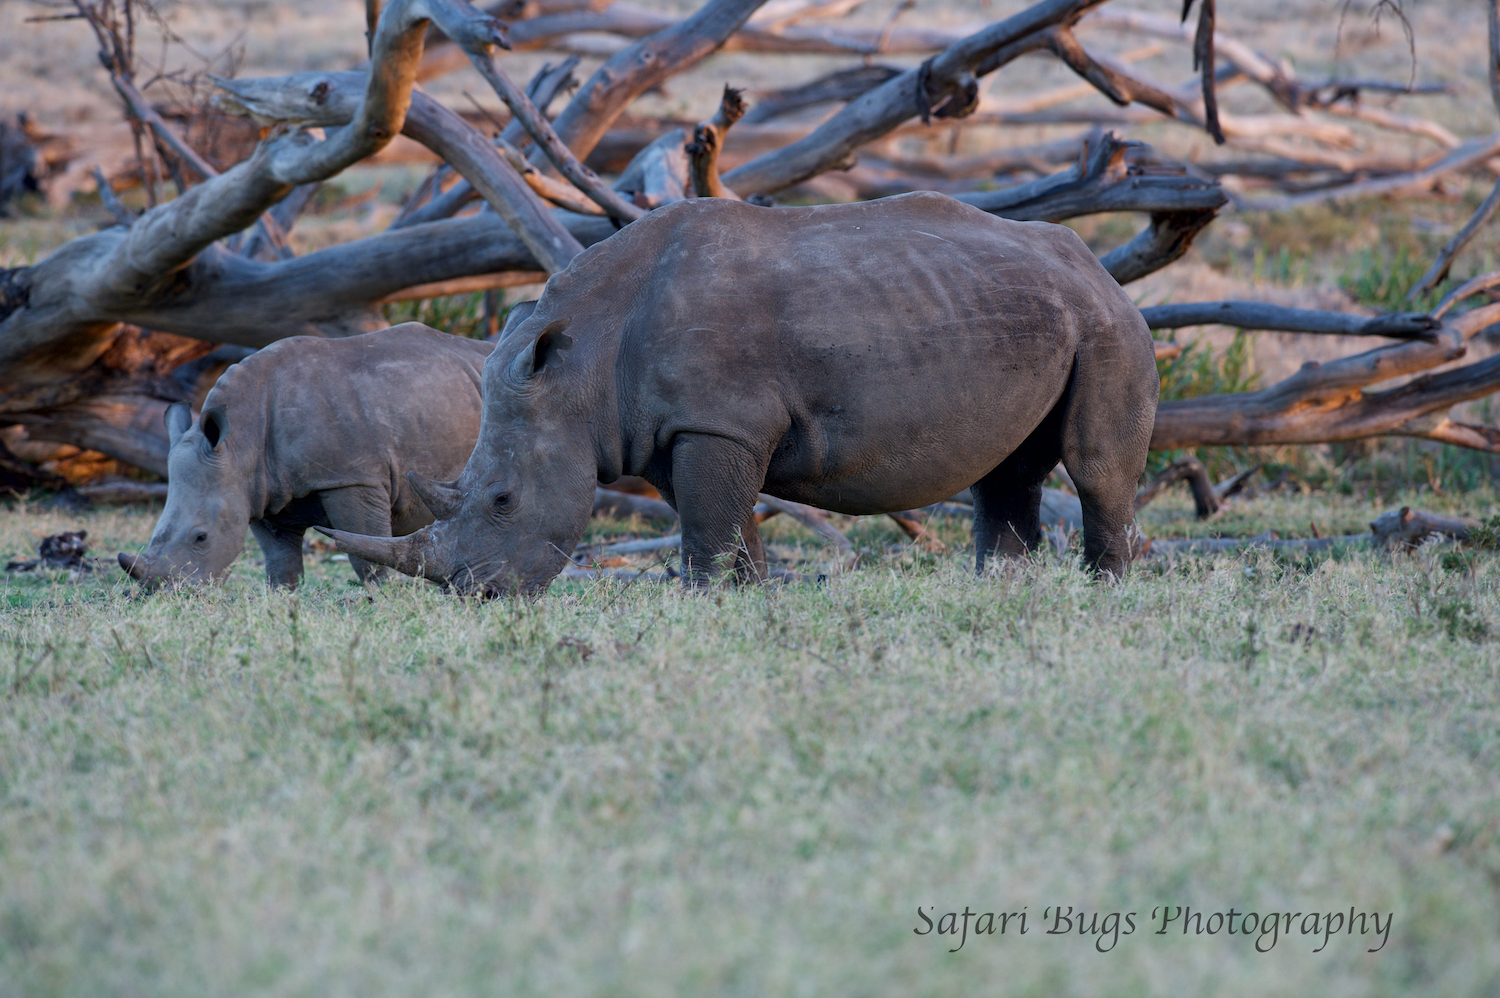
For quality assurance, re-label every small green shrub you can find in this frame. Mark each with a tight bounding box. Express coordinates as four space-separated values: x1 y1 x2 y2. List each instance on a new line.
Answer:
382 291 507 339
1340 245 1453 313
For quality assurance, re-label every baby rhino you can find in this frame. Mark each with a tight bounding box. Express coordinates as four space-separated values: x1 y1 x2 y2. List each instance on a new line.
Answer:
119 324 491 589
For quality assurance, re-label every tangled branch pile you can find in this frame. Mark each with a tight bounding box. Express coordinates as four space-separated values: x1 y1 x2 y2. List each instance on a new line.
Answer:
4 0 1500 494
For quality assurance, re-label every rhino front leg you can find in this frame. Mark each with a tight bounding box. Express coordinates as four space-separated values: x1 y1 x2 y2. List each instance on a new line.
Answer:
319 487 395 585
251 519 306 588
669 433 770 587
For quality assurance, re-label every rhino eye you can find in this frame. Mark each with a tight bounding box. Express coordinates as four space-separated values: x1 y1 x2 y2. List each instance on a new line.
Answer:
193 531 208 545
492 492 513 514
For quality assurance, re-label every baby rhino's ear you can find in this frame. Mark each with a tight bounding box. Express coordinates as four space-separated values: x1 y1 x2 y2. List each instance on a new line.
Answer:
200 406 228 453
165 403 193 447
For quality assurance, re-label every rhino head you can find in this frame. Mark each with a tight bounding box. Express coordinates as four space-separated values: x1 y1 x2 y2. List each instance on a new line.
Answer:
118 402 251 589
321 317 599 597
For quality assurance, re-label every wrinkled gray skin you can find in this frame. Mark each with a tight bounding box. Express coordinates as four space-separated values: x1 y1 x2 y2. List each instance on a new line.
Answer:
119 324 491 589
326 193 1158 595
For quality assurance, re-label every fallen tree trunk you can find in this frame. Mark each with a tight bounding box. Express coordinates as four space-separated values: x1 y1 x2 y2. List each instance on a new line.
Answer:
1152 302 1500 453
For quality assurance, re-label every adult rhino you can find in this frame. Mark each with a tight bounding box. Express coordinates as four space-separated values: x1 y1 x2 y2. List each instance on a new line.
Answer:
119 324 491 589
324 192 1158 594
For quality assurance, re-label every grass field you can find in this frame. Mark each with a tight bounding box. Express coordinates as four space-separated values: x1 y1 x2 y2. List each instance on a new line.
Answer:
3 489 1500 997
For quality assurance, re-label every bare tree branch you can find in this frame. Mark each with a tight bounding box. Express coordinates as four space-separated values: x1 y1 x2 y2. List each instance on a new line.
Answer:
542 0 771 168
1141 301 1441 340
463 49 644 222
723 0 1109 195
213 69 588 270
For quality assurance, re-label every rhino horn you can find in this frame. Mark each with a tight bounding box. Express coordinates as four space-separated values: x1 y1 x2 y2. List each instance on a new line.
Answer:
407 471 464 520
316 525 450 581
117 551 154 580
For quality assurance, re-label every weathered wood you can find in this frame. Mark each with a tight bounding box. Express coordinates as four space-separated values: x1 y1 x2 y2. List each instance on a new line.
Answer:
1133 456 1220 518
1099 208 1220 285
214 66 591 269
540 0 771 168
462 47 645 222
755 494 855 558
722 0 1108 195
1151 303 1500 452
613 128 691 207
886 510 949 552
687 86 748 199
743 65 903 124
1433 269 1500 320
1236 132 1500 212
591 486 679 524
952 148 1226 220
1370 507 1479 550
1409 178 1500 300
1139 301 1441 341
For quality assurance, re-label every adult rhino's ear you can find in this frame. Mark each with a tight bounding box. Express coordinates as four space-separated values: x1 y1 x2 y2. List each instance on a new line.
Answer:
164 402 192 448
200 405 228 453
509 319 572 382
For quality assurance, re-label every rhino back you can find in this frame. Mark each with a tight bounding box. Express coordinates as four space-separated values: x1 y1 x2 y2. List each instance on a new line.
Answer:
581 194 1149 509
207 324 490 519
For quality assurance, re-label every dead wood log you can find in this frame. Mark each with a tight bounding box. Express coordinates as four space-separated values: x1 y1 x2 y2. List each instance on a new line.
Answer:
458 44 644 222
591 486 679 524
392 58 582 228
1369 507 1478 550
1432 270 1500 321
1151 302 1500 453
419 1 966 79
0 0 578 450
885 510 949 552
504 55 582 140
754 494 855 560
1130 455 1256 519
538 0 772 170
1235 132 1500 212
1139 302 1441 341
1144 532 1368 557
687 86 748 199
743 66 904 124
613 129 691 208
723 0 1111 195
1043 24 1178 119
952 134 1224 221
1408 179 1500 301
214 69 588 269
1099 208 1220 285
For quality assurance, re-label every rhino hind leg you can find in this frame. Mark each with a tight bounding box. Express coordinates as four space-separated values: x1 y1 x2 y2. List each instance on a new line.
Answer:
251 519 306 589
971 399 1065 574
669 433 770 587
1057 342 1157 579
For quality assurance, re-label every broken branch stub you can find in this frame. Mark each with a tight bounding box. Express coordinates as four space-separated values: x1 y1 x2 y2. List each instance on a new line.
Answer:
687 85 748 199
